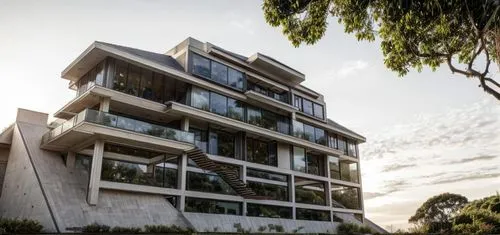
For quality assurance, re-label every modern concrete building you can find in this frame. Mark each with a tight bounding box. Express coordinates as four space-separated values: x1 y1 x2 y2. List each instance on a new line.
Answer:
0 38 384 233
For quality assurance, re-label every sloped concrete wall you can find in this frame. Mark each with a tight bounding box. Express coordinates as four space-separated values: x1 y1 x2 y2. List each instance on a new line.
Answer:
183 213 339 234
0 125 57 232
17 122 190 232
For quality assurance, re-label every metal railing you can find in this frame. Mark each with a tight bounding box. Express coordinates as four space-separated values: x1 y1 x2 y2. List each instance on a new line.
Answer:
42 109 194 145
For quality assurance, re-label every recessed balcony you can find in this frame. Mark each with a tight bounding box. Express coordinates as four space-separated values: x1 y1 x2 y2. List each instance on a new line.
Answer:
41 109 194 153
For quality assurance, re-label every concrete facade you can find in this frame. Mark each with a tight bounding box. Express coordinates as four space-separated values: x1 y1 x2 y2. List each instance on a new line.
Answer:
0 37 385 234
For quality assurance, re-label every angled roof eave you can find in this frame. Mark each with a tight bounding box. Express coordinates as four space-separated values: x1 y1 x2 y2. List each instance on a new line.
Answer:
0 123 14 146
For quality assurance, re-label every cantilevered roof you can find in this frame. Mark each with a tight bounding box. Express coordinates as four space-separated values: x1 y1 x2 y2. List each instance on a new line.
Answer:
327 119 366 142
62 41 183 81
0 124 14 147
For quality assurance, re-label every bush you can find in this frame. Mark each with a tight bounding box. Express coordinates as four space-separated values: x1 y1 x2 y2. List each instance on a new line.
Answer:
0 218 43 233
110 226 142 233
337 223 373 235
82 223 110 233
144 224 194 234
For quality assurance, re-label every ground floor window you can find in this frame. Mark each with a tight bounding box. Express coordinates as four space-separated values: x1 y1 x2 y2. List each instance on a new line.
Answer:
331 184 362 210
246 203 292 219
185 197 242 215
296 208 330 221
295 177 326 205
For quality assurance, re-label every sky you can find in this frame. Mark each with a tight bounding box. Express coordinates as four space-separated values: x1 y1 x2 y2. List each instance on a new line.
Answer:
1 0 499 231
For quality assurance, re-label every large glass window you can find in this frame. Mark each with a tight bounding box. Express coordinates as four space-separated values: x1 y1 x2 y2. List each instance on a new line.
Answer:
314 128 326 145
328 134 338 149
191 128 208 153
186 171 236 195
191 87 210 111
295 177 325 205
246 138 277 166
246 168 287 182
211 61 228 84
306 151 324 176
296 208 330 221
293 120 327 146
294 96 302 111
95 61 105 86
113 60 128 92
294 95 324 120
247 106 262 127
303 124 315 142
293 147 306 173
126 64 141 96
152 73 164 103
192 53 211 78
340 162 359 183
185 197 241 215
140 69 153 99
227 98 244 121
101 158 177 188
347 140 358 158
329 156 340 180
247 181 288 201
338 137 347 155
302 99 313 116
247 204 292 219
262 110 278 131
313 103 324 119
209 92 228 116
228 68 244 90
331 184 361 210
209 130 234 158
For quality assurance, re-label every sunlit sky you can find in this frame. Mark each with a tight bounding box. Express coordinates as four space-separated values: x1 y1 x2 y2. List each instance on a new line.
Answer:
1 0 499 231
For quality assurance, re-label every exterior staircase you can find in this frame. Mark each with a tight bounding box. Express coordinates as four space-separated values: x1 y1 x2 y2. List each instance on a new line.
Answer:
185 148 264 199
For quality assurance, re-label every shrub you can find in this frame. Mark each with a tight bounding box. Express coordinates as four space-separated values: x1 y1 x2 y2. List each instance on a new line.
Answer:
258 225 267 232
0 218 43 233
337 223 373 235
110 226 142 233
82 223 110 233
144 224 194 234
275 224 284 232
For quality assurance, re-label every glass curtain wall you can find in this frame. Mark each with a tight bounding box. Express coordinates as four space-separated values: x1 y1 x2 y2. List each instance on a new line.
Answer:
247 204 292 219
331 184 362 210
246 138 277 166
293 95 324 119
292 120 326 145
293 147 325 176
192 53 245 91
294 177 326 205
185 197 242 215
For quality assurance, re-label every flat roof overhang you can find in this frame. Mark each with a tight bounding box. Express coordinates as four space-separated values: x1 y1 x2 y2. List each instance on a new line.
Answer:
296 113 366 143
41 122 193 154
246 53 305 86
245 90 298 114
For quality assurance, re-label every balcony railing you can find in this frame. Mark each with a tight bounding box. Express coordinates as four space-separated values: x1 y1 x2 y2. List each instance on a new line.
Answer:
247 84 289 104
42 109 195 145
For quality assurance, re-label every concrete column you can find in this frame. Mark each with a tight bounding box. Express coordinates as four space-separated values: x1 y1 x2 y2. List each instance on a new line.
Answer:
289 174 296 219
241 165 247 182
180 116 189 131
99 97 111 112
66 151 76 168
178 116 189 211
325 157 332 208
87 139 105 205
242 201 248 217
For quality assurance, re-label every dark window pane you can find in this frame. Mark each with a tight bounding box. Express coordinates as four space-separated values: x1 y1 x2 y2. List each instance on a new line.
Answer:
140 69 153 99
228 68 244 90
152 73 164 103
210 92 228 116
292 120 304 139
277 116 290 135
247 203 292 219
211 61 228 85
262 110 277 131
303 124 315 142
296 208 330 221
295 177 325 205
294 96 302 111
104 143 162 158
247 106 262 127
293 147 306 173
340 162 359 183
209 130 234 158
246 168 287 182
113 60 128 92
191 86 210 111
95 61 105 86
247 181 288 201
268 142 277 167
329 156 340 180
227 98 244 121
75 154 91 172
314 128 326 145
247 138 268 165
192 54 211 78
126 65 141 96
185 197 241 215
306 152 324 176
331 184 361 210
101 158 175 188
313 103 324 119
338 137 347 155
348 140 358 158
302 99 313 115
191 128 208 153
186 171 237 195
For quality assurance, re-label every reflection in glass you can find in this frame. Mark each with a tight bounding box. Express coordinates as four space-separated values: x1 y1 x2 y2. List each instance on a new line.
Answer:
113 60 128 92
247 203 292 219
331 184 361 210
302 99 313 116
228 68 244 90
185 197 241 215
329 156 340 180
293 147 306 173
209 92 228 116
247 181 288 201
101 158 177 188
295 177 325 205
246 168 287 182
209 130 234 158
126 65 141 96
247 106 262 127
211 61 228 84
191 86 210 111
340 161 359 183
227 98 244 121
186 171 236 195
192 54 211 78
296 208 330 221
313 103 324 119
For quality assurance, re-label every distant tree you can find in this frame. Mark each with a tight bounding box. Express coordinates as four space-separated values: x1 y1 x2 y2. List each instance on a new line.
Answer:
262 0 500 101
452 194 500 234
409 193 468 233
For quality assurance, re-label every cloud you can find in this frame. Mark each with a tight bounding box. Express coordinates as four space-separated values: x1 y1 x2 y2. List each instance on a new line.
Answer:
445 155 497 165
229 18 255 35
430 172 500 185
336 60 368 77
382 163 417 172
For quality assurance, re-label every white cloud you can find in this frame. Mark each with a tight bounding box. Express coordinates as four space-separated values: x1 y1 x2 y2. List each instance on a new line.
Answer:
336 60 368 77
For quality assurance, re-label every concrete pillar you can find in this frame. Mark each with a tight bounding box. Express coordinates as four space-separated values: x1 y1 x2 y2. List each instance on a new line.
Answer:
325 157 332 208
87 139 105 205
178 116 189 211
180 116 189 131
66 151 76 168
242 201 248 217
289 174 296 219
99 97 111 112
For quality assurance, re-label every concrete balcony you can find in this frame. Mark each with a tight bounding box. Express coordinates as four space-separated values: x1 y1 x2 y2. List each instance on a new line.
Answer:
41 109 194 153
245 90 297 113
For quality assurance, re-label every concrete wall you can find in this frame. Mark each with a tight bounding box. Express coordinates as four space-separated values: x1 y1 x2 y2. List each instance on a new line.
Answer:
0 148 9 196
0 125 57 232
277 142 291 170
183 213 339 234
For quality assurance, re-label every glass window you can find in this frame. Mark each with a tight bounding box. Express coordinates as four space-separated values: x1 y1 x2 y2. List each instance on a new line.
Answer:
295 177 325 205
140 69 153 99
191 87 210 111
211 61 228 85
331 184 361 210
247 138 271 166
192 54 211 78
340 162 359 183
191 128 208 153
126 65 141 96
302 99 313 116
104 143 163 159
186 171 237 195
113 60 128 92
329 156 340 180
209 92 228 116
247 203 292 219
247 106 262 127
314 128 326 145
246 168 287 182
277 116 290 135
228 67 244 90
152 73 164 103
185 197 241 215
348 140 358 157
247 181 288 201
306 151 324 176
296 208 330 221
338 137 347 154
101 158 177 188
262 110 278 131
328 134 338 149
227 98 244 121
313 103 324 119
303 124 315 143
292 120 304 139
294 96 302 111
95 61 105 86
209 130 234 158
293 147 306 173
